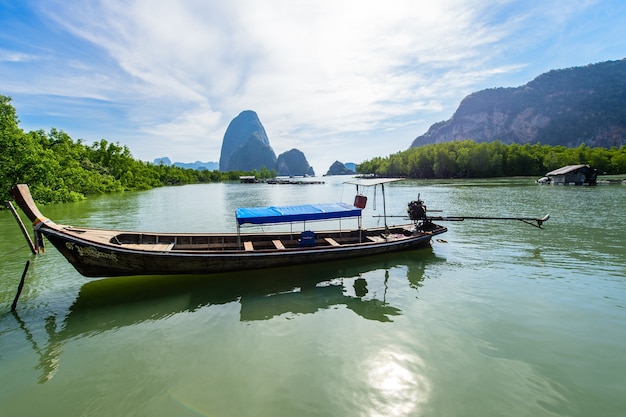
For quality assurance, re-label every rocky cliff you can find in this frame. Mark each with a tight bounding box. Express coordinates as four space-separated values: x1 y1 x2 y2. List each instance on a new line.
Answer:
219 110 319 176
276 149 315 176
219 110 277 171
411 59 626 149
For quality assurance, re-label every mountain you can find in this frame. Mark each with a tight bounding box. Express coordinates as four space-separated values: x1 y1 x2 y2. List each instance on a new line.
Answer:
174 161 219 171
153 157 172 166
411 59 626 149
153 157 218 171
276 149 315 176
219 110 277 171
325 161 355 176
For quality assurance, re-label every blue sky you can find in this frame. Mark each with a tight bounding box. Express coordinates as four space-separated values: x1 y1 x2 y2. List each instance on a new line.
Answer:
2 0 625 173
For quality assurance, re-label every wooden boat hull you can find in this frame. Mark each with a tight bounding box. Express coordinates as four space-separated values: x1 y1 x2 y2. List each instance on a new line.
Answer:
10 183 447 278
40 226 444 277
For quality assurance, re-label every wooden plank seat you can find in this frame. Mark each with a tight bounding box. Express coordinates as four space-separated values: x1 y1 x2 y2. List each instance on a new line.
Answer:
124 242 174 251
324 237 341 247
272 240 286 250
244 241 254 251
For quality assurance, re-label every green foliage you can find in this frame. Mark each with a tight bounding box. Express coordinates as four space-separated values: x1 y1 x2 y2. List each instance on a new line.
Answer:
0 95 280 204
358 140 626 178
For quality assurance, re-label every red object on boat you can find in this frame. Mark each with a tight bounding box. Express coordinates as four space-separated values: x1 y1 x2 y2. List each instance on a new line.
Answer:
353 195 367 209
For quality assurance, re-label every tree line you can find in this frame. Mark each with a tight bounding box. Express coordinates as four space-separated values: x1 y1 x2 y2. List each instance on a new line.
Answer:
0 95 276 204
3 94 625 204
357 140 626 178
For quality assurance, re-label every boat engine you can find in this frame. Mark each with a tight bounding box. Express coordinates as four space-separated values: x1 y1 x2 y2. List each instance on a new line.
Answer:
407 199 427 221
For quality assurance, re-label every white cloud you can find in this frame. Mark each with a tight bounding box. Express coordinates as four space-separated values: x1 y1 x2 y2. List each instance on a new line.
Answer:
0 49 36 63
10 0 622 171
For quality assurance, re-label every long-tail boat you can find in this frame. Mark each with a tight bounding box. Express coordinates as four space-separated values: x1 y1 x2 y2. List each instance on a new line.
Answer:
9 179 448 278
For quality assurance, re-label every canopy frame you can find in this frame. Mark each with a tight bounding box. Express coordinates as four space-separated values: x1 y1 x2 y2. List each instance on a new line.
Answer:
344 178 405 233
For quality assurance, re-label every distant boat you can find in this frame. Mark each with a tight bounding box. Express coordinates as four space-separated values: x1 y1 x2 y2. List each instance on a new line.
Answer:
9 180 447 278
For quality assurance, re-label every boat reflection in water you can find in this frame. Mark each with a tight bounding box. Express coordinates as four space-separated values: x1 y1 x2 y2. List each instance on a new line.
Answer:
15 249 443 383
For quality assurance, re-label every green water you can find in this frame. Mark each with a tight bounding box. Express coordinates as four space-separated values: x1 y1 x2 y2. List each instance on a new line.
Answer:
1 177 625 417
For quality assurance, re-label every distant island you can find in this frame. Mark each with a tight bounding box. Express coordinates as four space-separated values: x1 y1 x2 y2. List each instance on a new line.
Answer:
153 157 218 171
218 110 315 176
325 161 356 176
276 149 315 176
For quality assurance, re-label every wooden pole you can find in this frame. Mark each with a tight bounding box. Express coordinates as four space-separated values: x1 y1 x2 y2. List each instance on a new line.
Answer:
373 213 550 228
428 214 550 228
11 260 31 312
5 201 37 254
381 183 388 233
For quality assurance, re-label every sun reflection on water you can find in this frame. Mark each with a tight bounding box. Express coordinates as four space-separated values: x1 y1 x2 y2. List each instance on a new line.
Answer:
365 347 430 417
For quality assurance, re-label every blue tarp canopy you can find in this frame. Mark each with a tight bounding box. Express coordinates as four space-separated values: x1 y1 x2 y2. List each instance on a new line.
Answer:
236 203 361 225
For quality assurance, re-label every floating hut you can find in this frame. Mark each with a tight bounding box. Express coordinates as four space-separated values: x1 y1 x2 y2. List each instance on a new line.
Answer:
538 164 597 185
239 176 257 183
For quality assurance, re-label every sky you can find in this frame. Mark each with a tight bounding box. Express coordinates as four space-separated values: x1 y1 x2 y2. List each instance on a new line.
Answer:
1 0 625 174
